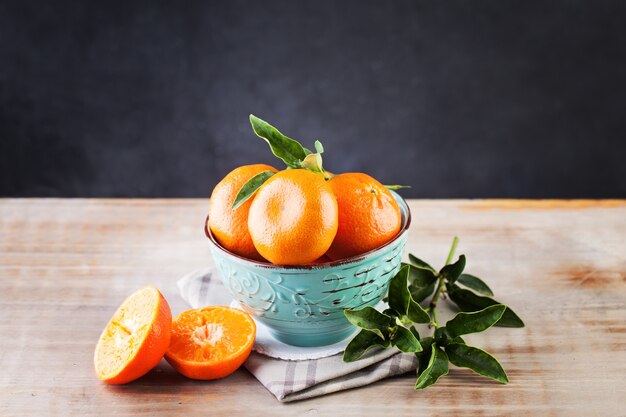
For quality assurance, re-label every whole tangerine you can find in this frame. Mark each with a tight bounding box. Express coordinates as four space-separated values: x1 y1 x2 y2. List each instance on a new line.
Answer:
326 172 401 260
208 164 278 261
248 169 338 265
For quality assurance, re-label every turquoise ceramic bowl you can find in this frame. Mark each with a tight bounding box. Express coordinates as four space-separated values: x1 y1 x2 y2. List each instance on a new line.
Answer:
205 191 411 347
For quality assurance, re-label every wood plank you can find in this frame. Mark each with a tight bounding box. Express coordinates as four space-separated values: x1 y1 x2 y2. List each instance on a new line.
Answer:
0 199 625 416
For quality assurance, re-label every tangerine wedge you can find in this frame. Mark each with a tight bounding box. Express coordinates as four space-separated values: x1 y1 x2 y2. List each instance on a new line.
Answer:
94 286 172 384
165 306 256 380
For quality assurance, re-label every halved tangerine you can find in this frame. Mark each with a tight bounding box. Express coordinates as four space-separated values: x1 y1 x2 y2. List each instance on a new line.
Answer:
94 286 172 384
165 306 256 380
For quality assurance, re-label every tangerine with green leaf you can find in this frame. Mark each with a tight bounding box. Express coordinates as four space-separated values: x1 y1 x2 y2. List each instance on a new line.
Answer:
247 169 338 264
208 164 278 261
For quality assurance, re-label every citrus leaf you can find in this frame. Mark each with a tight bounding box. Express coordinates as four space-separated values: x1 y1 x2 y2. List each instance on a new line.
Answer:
434 326 451 345
343 329 390 362
457 274 494 296
447 284 525 328
407 296 431 323
344 306 394 339
388 265 411 315
445 304 506 338
231 170 275 210
415 346 449 390
408 254 436 272
416 336 435 376
404 263 438 303
301 152 324 173
440 254 466 283
391 326 422 353
389 265 430 323
249 115 307 168
446 343 509 384
450 336 466 344
409 326 420 341
385 185 411 190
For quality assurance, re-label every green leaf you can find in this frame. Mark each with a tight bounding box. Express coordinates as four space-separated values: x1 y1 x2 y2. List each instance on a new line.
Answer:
391 326 422 353
408 254 436 272
389 265 430 323
450 336 466 344
447 284 525 328
415 346 449 390
385 185 411 190
344 306 393 339
409 326 420 341
440 254 466 283
407 297 431 323
434 327 451 345
457 274 494 296
249 115 307 168
388 265 411 315
416 337 434 376
404 263 438 303
314 140 324 153
301 152 324 173
445 305 506 338
446 343 509 384
343 329 390 362
231 170 275 209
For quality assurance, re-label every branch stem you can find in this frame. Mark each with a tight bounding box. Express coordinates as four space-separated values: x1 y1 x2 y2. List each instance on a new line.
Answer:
429 236 459 328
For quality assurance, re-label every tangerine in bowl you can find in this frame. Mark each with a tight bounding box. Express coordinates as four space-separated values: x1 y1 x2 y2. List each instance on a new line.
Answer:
205 190 411 347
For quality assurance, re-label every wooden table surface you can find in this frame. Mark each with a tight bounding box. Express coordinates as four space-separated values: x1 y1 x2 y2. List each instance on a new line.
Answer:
1 199 625 416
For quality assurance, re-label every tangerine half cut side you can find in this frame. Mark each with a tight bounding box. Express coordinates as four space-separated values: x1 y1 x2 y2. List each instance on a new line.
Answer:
165 306 256 380
94 286 172 384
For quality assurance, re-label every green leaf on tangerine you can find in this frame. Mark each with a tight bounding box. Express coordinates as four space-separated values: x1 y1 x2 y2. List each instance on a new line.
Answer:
231 170 275 210
385 185 411 190
249 114 307 168
301 152 324 173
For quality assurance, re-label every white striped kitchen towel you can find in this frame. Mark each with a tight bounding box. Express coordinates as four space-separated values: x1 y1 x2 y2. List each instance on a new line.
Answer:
177 268 418 402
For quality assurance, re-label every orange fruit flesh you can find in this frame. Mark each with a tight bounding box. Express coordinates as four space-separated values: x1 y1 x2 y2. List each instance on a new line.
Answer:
94 286 171 384
165 306 256 380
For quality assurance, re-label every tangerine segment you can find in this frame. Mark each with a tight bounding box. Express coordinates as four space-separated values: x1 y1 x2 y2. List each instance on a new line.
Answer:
326 172 401 260
165 306 256 380
209 164 278 261
94 286 172 384
248 169 338 264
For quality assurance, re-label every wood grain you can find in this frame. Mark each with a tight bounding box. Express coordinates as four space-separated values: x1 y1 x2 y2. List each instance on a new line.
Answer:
0 199 625 416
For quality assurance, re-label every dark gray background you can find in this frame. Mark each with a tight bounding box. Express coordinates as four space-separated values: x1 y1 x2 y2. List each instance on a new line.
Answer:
1 0 625 198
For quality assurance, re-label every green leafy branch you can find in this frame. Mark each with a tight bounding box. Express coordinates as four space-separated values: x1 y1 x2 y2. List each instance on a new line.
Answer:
231 115 331 209
343 237 524 389
231 115 408 209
